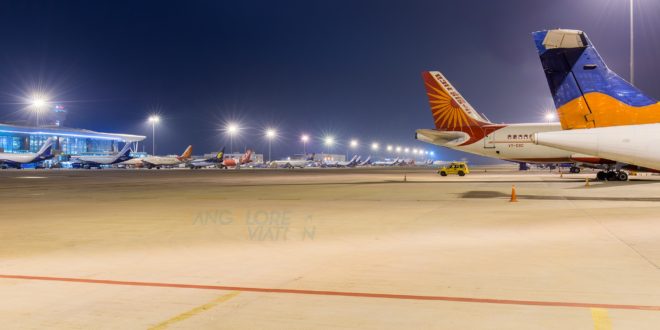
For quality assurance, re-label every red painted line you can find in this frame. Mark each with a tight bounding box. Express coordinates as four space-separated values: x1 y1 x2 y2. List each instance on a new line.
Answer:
1 274 660 311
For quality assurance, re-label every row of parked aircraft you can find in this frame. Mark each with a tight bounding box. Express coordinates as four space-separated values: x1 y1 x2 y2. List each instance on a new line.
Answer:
416 28 660 181
0 138 427 169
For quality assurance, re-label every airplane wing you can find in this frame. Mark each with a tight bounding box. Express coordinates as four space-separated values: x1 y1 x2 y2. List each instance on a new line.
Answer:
415 129 468 146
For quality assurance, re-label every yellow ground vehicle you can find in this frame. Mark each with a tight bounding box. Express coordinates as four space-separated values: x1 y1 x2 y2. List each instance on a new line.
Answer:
438 162 469 176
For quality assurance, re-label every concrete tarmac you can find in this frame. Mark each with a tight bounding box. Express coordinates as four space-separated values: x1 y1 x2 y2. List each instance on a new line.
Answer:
1 168 660 329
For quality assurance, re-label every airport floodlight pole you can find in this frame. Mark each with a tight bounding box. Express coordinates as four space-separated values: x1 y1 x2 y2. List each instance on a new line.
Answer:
148 115 160 155
630 0 634 85
387 145 393 153
349 139 358 158
324 136 334 156
545 112 555 124
371 142 379 152
226 123 239 153
301 134 309 155
265 128 276 162
30 95 49 127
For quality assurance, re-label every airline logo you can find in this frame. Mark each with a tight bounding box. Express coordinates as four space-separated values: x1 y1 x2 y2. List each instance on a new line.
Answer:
423 71 488 131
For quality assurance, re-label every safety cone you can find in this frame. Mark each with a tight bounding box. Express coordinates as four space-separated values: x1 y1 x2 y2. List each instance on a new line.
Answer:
585 178 590 187
510 185 518 202
403 173 407 182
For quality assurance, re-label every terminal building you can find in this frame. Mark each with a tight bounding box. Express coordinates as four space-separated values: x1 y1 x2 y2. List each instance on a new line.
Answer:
0 105 145 155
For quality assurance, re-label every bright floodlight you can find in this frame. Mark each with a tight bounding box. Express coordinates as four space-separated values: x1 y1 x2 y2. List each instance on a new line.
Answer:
301 134 309 142
371 142 379 151
266 128 277 139
350 139 358 148
412 148 418 154
324 136 335 146
545 112 556 121
30 96 48 109
404 148 410 153
226 123 239 135
386 145 393 152
430 151 435 156
395 146 402 152
148 115 160 123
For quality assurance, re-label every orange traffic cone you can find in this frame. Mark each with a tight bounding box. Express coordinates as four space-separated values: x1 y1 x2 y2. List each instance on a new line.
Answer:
510 185 518 202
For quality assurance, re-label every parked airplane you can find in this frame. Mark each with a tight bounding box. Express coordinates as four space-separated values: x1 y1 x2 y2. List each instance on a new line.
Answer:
324 155 359 167
357 155 372 166
0 137 55 169
221 149 252 168
270 153 315 168
189 147 225 169
140 145 193 169
416 71 612 172
71 142 133 169
372 157 401 166
531 29 660 180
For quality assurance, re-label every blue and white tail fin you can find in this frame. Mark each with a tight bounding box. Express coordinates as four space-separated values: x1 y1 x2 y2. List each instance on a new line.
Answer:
36 138 54 158
113 143 133 162
533 29 660 129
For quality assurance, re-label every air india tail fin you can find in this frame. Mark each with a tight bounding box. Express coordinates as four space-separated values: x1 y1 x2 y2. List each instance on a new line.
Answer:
422 71 491 132
180 145 193 159
240 149 253 164
533 29 660 129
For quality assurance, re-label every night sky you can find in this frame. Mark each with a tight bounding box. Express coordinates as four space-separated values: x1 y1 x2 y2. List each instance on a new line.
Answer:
1 0 659 162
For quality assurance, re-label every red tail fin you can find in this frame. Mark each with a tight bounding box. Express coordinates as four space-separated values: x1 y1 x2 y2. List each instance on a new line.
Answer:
422 71 490 131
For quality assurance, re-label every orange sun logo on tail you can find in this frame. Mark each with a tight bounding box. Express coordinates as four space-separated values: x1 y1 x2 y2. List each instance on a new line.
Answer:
422 71 489 132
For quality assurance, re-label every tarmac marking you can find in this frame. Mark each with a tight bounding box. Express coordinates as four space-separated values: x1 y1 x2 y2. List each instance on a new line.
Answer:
148 291 240 330
591 308 612 330
2 274 660 311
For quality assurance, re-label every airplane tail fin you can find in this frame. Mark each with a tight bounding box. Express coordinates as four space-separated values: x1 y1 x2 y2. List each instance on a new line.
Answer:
533 29 660 129
180 145 193 159
422 71 491 132
306 153 315 161
216 147 225 161
240 149 253 163
115 143 132 160
37 138 54 157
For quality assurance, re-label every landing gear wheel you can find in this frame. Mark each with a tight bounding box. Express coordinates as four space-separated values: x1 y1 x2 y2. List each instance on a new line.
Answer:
617 171 629 181
570 167 581 174
596 171 607 181
606 171 617 181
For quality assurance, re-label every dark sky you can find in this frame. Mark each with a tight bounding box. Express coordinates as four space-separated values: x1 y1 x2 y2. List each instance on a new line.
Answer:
1 0 659 161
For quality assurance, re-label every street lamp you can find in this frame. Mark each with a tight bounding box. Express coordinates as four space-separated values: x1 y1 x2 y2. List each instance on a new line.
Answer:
371 142 379 151
348 139 358 158
30 94 49 127
148 115 160 155
324 136 334 155
265 128 277 162
226 123 240 153
301 134 309 155
395 146 402 153
545 112 555 124
387 145 393 152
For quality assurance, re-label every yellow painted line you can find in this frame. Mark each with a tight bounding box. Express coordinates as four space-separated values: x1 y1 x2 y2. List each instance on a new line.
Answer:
591 308 612 330
149 291 240 330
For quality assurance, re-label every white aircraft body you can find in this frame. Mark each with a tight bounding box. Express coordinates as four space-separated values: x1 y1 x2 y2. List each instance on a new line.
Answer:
71 143 133 168
140 145 193 169
270 154 315 168
531 29 660 179
0 138 55 168
372 157 401 166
